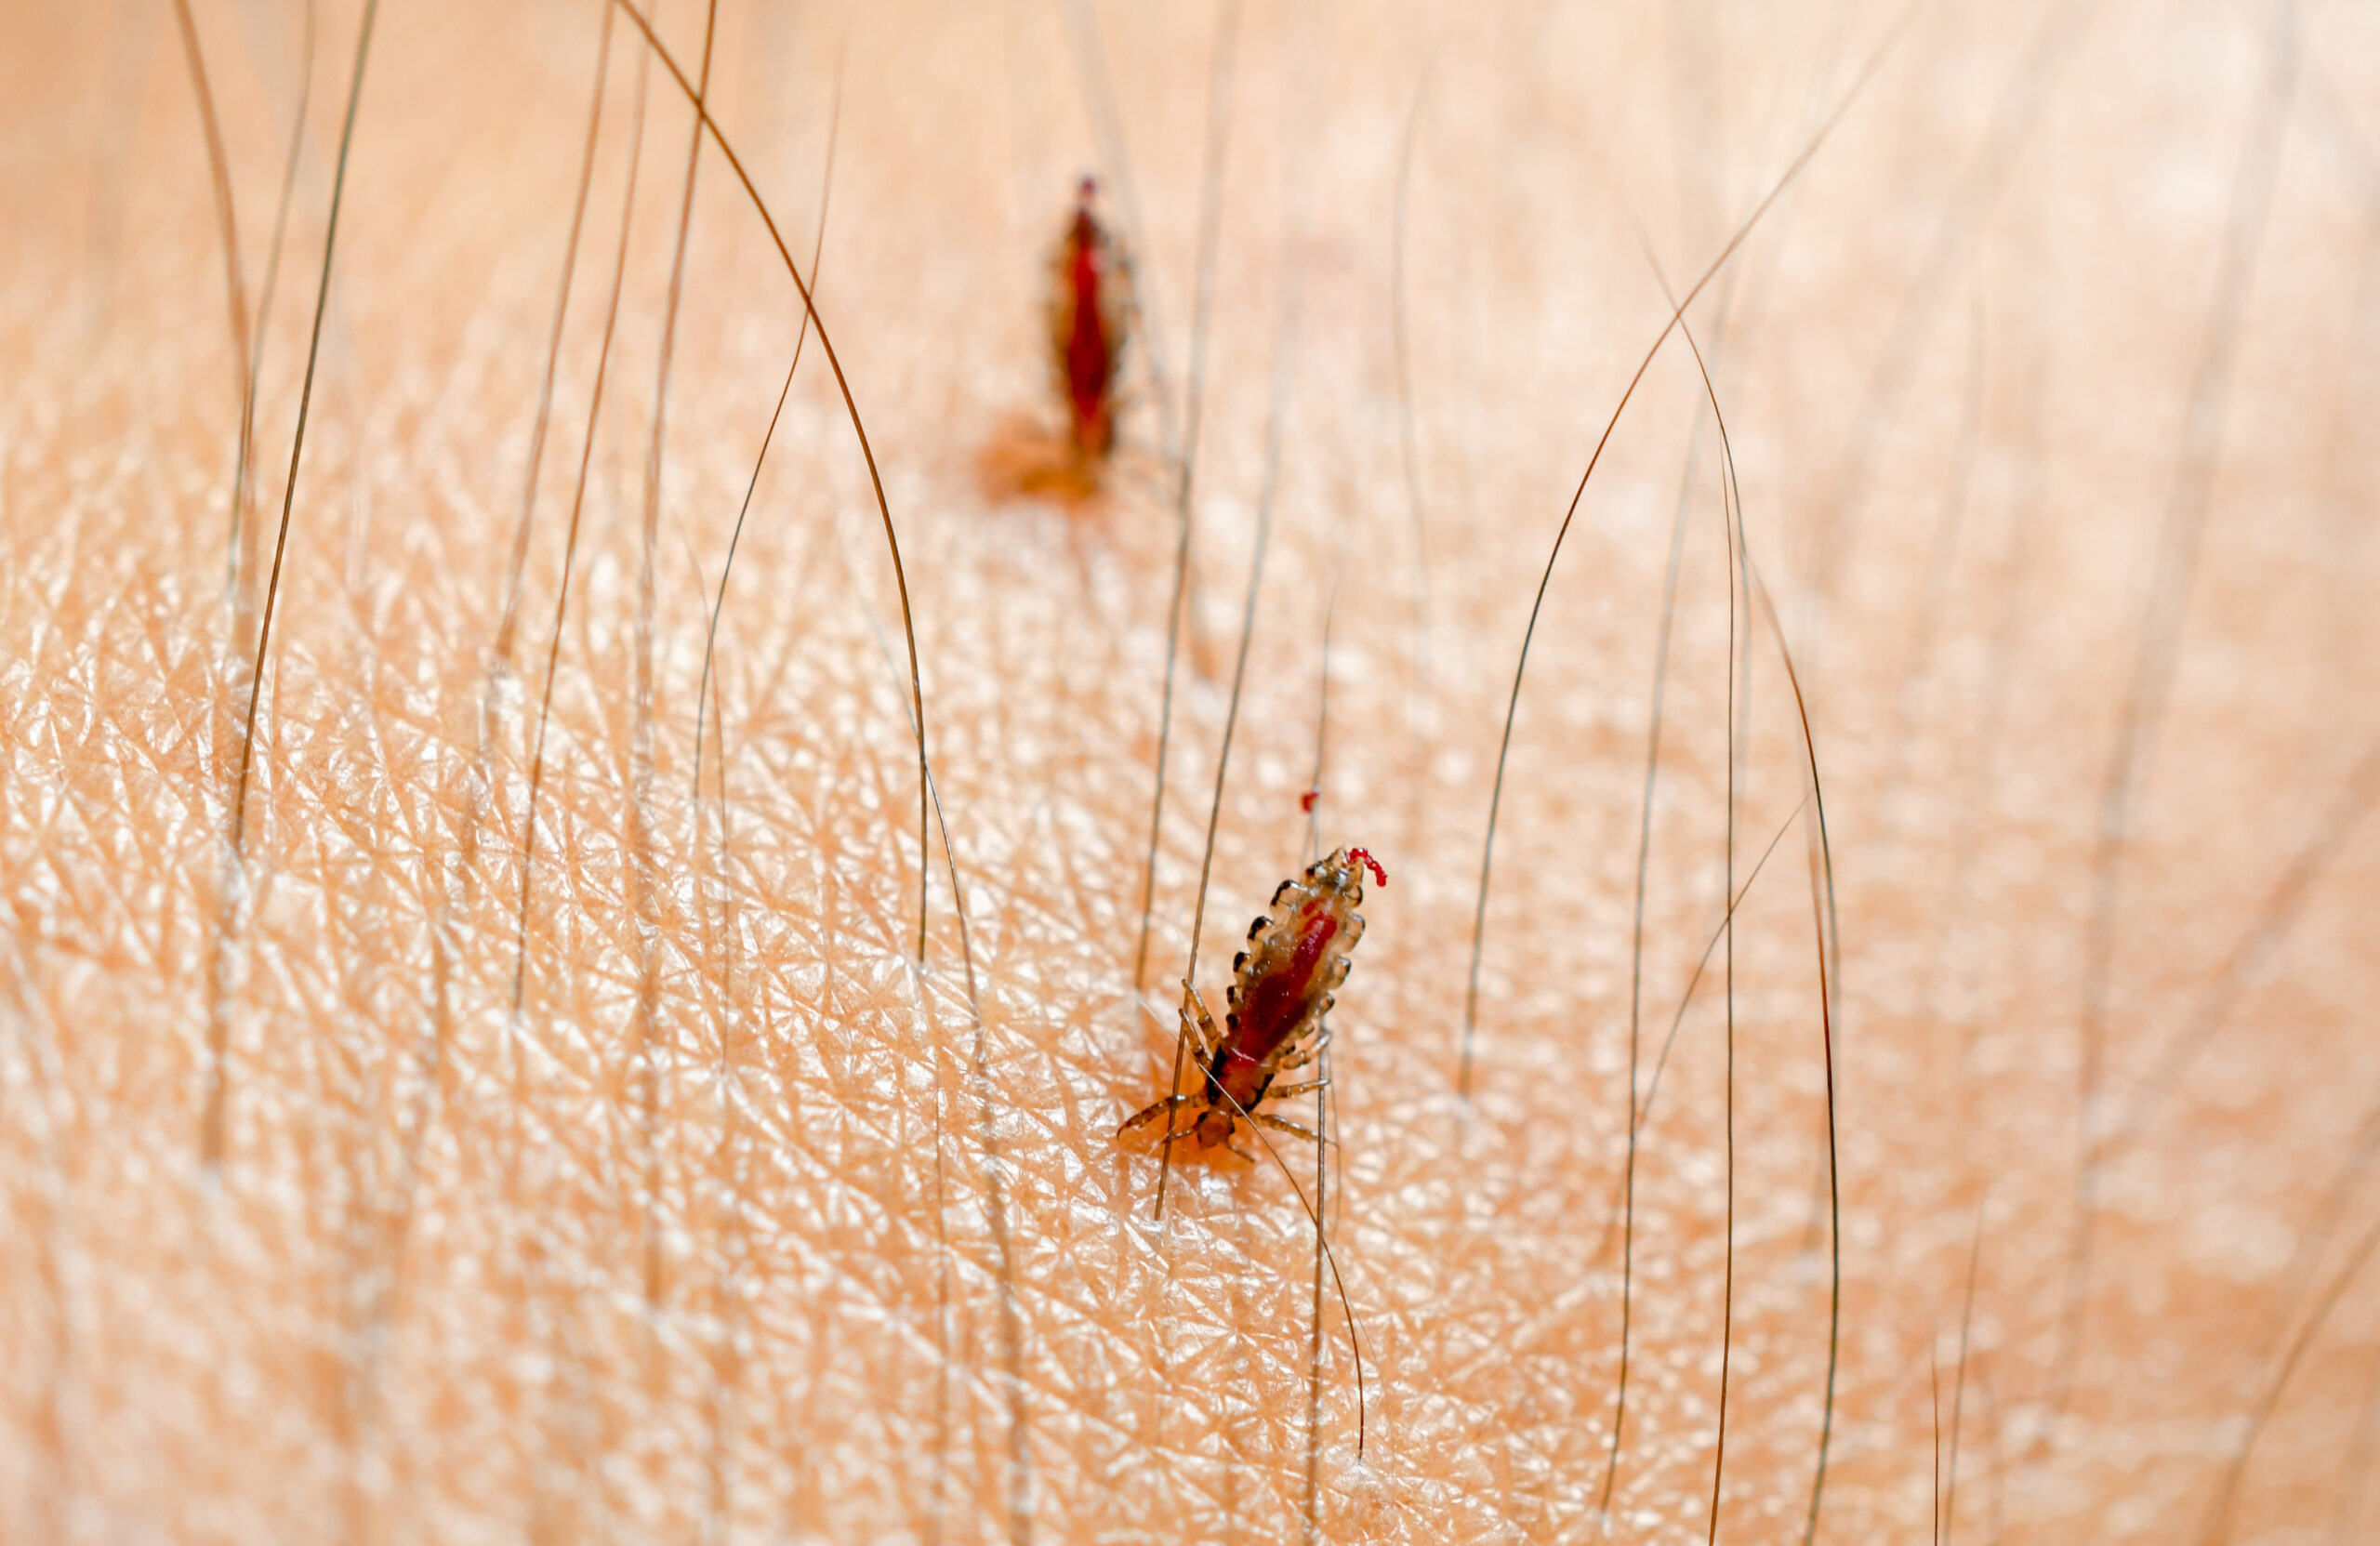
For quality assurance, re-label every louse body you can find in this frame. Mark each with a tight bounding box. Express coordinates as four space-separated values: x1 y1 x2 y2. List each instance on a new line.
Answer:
1048 177 1130 458
1119 847 1389 1156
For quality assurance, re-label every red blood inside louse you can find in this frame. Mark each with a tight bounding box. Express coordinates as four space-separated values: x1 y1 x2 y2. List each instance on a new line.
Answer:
1063 179 1112 451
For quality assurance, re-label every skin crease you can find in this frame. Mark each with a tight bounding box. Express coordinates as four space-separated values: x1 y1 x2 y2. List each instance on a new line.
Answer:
4 0 2380 1540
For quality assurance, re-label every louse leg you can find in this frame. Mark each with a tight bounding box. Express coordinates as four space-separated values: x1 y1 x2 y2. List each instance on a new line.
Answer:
1117 1093 1190 1140
1250 1111 1323 1144
1265 1077 1329 1103
1180 981 1224 1060
1269 1030 1331 1075
1116 987 1225 1149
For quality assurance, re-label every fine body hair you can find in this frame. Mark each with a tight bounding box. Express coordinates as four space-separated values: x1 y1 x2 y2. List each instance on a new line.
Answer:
4 2 2379 1542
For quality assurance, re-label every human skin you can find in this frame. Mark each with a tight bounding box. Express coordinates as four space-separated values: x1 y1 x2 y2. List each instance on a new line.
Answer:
4 0 2380 1541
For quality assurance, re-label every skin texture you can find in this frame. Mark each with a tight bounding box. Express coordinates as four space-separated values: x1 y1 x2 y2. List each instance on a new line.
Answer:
4 0 2380 1541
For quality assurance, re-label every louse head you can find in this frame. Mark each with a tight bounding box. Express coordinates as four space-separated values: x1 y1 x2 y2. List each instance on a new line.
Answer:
1194 1108 1236 1148
1310 845 1387 899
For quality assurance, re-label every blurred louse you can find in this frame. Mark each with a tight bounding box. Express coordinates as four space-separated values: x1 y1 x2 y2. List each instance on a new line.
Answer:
1047 175 1131 462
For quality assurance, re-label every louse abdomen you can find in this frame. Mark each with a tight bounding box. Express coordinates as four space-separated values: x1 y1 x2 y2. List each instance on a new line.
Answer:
1049 178 1126 459
1062 217 1112 445
1209 908 1342 1108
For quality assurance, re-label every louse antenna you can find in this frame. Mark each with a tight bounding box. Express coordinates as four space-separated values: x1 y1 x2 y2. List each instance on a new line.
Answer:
1345 848 1388 890
1455 0 1920 1100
